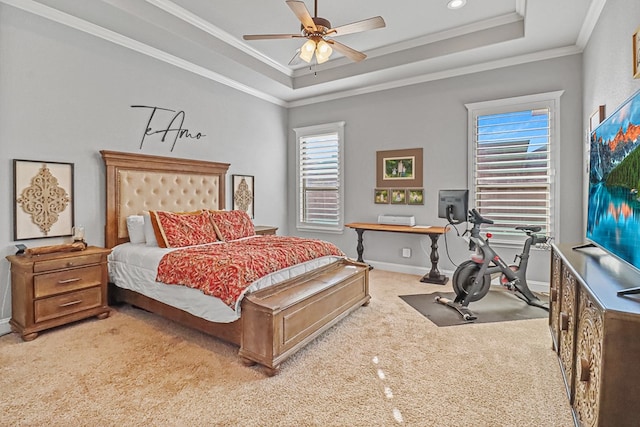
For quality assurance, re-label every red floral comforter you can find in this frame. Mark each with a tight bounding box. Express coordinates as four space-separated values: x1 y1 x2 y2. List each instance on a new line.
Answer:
156 235 345 309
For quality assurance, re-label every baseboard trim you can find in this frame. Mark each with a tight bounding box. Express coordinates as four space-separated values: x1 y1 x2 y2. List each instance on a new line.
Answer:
365 260 549 293
367 260 432 277
0 317 11 337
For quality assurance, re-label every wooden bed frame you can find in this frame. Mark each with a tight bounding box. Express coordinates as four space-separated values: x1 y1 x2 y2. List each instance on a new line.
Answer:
101 150 370 375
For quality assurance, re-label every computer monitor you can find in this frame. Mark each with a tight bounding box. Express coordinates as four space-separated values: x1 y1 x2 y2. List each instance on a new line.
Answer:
438 189 469 224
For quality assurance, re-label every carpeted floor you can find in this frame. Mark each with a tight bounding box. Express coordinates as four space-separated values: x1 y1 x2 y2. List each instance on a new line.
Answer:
0 269 573 426
400 289 549 326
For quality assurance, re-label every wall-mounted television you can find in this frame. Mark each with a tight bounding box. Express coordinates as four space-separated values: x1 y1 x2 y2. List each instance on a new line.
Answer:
587 89 640 294
438 189 469 224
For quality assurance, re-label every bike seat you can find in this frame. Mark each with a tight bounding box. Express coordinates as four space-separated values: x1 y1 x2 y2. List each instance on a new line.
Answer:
515 225 542 233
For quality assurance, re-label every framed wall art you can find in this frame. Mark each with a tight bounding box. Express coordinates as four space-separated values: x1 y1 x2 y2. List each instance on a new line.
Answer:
14 159 74 240
589 105 605 132
376 148 423 188
407 188 424 205
634 26 640 79
232 174 254 219
391 189 407 204
374 188 389 204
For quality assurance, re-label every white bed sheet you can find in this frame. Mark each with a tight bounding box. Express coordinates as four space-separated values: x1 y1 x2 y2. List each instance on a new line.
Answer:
108 238 343 323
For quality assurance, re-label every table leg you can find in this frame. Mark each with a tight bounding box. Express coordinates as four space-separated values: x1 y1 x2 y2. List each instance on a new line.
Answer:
355 229 365 262
420 233 448 284
354 229 373 270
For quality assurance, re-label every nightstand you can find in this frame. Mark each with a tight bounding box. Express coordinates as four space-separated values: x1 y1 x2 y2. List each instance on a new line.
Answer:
254 225 278 236
6 246 111 341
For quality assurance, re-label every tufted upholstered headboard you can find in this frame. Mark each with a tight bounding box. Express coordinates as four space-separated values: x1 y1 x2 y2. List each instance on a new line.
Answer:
100 150 229 248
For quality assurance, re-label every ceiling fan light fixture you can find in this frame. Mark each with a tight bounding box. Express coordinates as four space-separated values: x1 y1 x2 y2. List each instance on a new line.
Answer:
315 39 333 63
447 0 466 10
244 1 386 64
299 39 316 63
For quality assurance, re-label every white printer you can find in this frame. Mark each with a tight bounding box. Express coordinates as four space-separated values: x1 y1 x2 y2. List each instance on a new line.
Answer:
377 214 416 226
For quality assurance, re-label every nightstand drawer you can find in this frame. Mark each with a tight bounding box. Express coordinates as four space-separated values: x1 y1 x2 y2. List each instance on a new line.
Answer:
33 252 104 273
34 265 103 298
34 287 102 323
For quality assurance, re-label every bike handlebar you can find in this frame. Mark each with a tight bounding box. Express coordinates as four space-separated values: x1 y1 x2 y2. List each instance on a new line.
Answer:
469 208 494 225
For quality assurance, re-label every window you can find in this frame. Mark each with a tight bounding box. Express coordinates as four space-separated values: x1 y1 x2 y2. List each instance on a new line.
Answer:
294 121 345 233
466 91 562 245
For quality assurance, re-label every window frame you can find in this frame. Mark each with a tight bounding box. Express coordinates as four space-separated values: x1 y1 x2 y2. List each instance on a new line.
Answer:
294 121 345 233
465 91 563 247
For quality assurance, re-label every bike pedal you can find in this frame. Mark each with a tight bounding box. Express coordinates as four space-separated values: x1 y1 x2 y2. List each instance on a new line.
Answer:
502 282 515 290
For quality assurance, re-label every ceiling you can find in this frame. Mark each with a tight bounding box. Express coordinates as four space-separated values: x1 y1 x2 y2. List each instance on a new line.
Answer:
8 0 604 106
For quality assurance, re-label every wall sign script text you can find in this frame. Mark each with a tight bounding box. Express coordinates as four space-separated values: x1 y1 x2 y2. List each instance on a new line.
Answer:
132 105 206 152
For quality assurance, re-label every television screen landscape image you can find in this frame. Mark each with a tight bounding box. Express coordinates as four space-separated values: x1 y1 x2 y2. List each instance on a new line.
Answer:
587 89 640 272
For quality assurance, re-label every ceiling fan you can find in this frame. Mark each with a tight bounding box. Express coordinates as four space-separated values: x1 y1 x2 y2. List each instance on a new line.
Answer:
243 0 385 64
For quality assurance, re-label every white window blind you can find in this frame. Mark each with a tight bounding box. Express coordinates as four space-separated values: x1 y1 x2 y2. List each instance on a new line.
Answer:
467 92 561 245
295 122 344 232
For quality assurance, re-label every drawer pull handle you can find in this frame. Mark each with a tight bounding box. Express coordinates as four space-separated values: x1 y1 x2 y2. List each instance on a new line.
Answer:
59 300 82 307
560 312 569 331
579 357 591 382
66 262 74 267
58 278 81 284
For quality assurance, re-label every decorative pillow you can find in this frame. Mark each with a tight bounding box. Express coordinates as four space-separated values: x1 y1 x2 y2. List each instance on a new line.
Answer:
143 212 159 247
209 210 255 241
126 215 146 244
148 210 219 248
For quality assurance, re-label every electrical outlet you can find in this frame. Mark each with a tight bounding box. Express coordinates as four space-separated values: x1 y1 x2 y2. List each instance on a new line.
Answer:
402 248 411 258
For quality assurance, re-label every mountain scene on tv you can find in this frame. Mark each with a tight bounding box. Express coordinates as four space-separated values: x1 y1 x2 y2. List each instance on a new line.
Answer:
587 90 640 271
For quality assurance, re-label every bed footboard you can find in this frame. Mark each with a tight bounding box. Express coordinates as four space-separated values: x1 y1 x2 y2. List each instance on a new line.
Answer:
239 258 370 375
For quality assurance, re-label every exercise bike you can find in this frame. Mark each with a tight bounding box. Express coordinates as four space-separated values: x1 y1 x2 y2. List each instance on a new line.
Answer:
436 208 550 321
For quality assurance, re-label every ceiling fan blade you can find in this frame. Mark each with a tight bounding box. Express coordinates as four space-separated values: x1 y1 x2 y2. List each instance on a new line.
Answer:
328 40 366 62
286 0 317 32
328 16 386 37
243 34 303 40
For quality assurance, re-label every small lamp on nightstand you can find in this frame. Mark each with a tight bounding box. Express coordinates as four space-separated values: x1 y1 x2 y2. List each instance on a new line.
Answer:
72 225 85 243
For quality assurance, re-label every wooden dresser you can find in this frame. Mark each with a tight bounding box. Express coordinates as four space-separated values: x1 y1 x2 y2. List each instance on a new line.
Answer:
550 243 640 427
7 246 111 341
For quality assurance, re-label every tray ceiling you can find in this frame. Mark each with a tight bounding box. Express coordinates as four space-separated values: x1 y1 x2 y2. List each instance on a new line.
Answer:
4 0 604 106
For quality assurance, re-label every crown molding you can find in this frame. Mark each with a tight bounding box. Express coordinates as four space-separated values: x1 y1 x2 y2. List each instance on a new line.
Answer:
286 46 581 108
144 0 294 77
1 0 287 106
576 0 607 49
1 0 598 109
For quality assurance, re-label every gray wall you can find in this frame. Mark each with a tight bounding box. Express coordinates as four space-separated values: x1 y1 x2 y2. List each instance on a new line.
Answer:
288 54 584 283
583 0 640 178
0 6 287 333
576 0 640 285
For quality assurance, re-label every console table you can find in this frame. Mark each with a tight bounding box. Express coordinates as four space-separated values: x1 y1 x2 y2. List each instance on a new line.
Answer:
344 222 448 284
550 243 640 426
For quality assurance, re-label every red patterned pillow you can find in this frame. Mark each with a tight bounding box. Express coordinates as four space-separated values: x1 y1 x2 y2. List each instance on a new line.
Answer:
209 210 255 241
148 210 219 248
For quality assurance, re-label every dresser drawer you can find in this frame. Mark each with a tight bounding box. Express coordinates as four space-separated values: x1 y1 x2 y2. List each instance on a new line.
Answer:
33 252 104 273
34 287 102 323
34 265 103 298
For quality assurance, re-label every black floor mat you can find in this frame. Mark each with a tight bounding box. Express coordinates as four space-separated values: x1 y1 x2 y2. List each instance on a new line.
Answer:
399 289 548 327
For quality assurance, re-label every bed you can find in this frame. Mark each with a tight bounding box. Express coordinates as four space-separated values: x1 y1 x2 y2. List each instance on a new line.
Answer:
101 150 370 375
